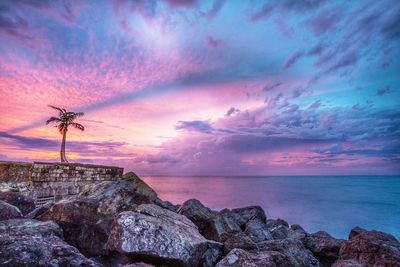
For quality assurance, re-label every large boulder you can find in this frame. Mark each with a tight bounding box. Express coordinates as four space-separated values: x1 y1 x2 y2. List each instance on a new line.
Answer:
38 180 153 257
231 206 267 228
215 248 291 267
178 199 216 233
199 240 224 267
122 172 158 201
258 238 320 267
0 200 22 220
221 231 258 254
106 204 209 266
78 180 153 216
37 198 114 257
244 219 273 243
178 200 241 242
265 218 290 240
304 231 344 266
0 219 62 238
0 234 101 266
0 191 35 215
337 227 400 266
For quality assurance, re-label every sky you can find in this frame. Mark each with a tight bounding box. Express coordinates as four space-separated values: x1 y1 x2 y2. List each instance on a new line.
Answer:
0 0 399 176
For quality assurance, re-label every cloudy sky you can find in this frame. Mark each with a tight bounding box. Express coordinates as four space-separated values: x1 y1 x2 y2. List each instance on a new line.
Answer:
0 0 399 175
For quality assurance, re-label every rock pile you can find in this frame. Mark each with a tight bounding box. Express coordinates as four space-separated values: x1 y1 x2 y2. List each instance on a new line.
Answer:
0 172 399 267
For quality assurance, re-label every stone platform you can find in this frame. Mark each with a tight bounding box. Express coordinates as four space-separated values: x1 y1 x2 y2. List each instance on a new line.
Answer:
0 161 124 205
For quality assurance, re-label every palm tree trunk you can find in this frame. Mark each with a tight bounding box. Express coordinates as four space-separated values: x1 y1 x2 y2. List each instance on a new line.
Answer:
60 129 68 163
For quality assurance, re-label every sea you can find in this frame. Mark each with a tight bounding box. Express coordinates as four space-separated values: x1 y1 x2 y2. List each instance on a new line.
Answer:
141 175 400 240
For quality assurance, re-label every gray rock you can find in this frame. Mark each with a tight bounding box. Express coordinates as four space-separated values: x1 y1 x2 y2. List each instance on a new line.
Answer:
221 231 258 254
0 191 35 215
0 234 101 266
199 240 224 267
0 219 62 238
232 206 267 228
25 200 55 219
270 224 289 240
216 248 291 267
106 204 208 267
332 259 364 267
244 219 273 243
38 180 153 257
304 231 344 267
0 200 22 220
154 198 180 212
122 172 158 201
266 218 289 229
337 227 400 266
258 238 320 267
178 199 216 234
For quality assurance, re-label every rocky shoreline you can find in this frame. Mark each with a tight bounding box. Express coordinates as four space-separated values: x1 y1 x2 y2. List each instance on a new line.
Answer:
0 172 399 267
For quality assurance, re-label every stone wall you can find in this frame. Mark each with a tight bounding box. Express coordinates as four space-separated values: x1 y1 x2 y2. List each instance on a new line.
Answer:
0 161 124 205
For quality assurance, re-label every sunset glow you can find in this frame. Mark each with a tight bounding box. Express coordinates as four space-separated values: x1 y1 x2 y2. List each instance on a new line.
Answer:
1 0 399 175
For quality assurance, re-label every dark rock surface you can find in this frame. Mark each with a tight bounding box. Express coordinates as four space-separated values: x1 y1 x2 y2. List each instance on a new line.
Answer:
0 234 101 266
106 204 209 266
0 218 63 238
178 199 242 242
221 231 258 254
0 200 23 220
38 179 154 257
25 200 55 219
199 240 224 267
122 172 158 201
336 227 400 266
216 248 291 267
0 191 35 215
304 231 344 266
231 206 267 228
258 238 320 267
244 219 273 243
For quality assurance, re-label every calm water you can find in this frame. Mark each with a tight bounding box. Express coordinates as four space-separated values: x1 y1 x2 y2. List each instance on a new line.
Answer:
142 176 400 240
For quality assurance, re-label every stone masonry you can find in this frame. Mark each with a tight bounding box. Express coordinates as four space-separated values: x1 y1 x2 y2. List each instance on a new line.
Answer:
0 161 124 205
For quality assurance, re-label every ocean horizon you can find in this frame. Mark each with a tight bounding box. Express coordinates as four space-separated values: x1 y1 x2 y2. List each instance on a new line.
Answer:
142 175 400 240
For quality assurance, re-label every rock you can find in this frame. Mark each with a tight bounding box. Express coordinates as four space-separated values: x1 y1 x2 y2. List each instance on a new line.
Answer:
288 224 308 242
208 209 242 241
244 219 273 243
332 259 364 267
154 198 180 212
221 231 258 254
215 248 291 267
304 231 344 267
178 199 216 233
25 200 55 219
231 206 267 228
122 172 158 201
199 240 223 267
124 263 155 267
0 191 35 215
266 218 289 229
38 198 113 257
0 234 101 266
0 200 22 220
106 204 208 266
178 199 241 242
78 180 153 216
270 224 289 240
38 180 154 257
0 219 62 238
337 227 400 266
258 238 320 267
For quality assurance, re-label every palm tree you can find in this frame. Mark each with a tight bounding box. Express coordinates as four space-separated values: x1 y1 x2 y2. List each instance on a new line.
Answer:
46 105 85 163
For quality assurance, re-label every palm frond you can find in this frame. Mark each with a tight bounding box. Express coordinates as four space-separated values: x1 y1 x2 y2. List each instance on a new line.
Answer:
71 122 85 131
48 105 66 115
46 117 62 125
